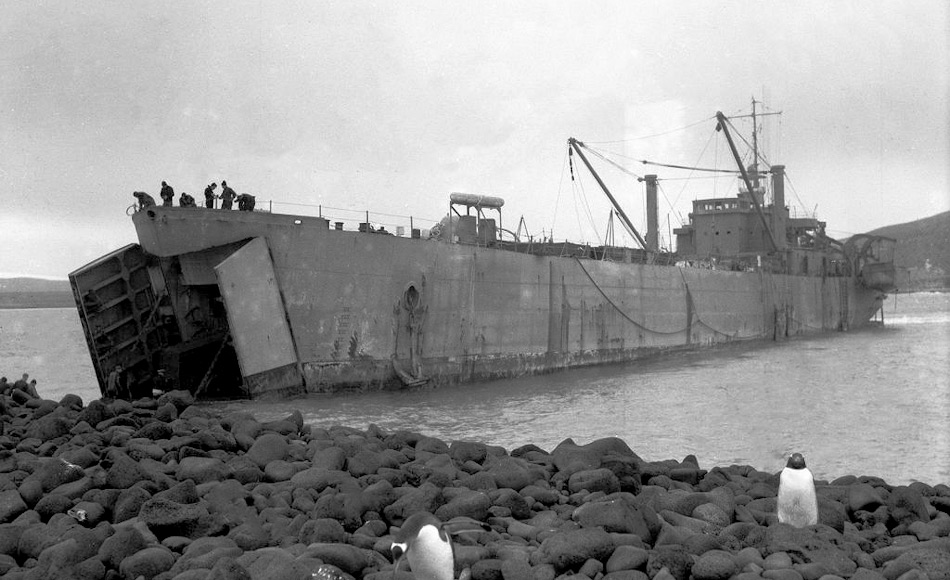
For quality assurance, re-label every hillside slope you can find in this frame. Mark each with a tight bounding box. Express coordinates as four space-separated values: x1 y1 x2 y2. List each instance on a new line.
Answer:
865 210 950 291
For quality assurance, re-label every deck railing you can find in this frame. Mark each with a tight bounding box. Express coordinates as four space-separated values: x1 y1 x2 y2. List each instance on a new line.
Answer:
131 198 444 238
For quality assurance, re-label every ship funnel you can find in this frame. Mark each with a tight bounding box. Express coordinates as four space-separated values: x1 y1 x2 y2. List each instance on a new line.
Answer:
771 165 787 251
645 175 659 252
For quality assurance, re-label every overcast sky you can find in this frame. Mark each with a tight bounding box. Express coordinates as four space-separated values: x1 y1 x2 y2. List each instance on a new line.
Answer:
1 1 947 278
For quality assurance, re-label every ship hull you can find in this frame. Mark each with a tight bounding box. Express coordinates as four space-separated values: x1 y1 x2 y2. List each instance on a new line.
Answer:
70 208 886 398
292 241 882 393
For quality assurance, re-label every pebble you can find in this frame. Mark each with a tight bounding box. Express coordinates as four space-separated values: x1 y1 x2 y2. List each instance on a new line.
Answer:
1 386 949 580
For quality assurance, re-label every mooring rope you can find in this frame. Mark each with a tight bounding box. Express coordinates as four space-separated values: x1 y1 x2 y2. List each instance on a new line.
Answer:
573 257 685 336
675 268 738 339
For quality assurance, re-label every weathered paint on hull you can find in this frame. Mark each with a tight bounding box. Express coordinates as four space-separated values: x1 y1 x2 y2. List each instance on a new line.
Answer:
129 208 885 398
290 247 881 394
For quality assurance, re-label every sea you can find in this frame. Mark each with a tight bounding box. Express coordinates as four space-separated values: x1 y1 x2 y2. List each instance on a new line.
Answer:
1 292 948 487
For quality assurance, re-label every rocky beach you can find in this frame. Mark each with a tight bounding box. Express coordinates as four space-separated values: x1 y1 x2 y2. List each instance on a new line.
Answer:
1 388 949 580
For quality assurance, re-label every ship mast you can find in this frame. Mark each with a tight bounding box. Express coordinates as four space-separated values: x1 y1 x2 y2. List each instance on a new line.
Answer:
736 97 781 191
751 98 760 188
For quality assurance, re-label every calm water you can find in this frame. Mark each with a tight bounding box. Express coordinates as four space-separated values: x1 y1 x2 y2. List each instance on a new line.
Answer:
1 292 948 486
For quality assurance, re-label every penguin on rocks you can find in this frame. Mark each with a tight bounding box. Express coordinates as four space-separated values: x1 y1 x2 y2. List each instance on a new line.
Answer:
777 452 819 527
390 512 491 580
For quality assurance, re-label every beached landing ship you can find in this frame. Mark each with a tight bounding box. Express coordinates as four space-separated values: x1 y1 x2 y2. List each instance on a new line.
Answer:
69 109 896 399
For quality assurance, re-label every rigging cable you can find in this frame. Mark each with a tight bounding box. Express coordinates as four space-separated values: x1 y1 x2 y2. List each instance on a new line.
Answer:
580 146 644 181
722 115 772 170
584 115 717 145
551 148 570 241
712 128 719 198
668 128 718 215
640 159 739 174
573 257 737 338
677 268 738 338
585 143 740 175
568 150 601 243
657 182 685 228
573 144 650 247
660 175 728 181
573 257 685 335
783 172 812 219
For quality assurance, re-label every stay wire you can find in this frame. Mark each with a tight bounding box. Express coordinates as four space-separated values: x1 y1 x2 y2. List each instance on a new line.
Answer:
657 182 685 228
584 115 717 145
585 144 738 176
571 161 601 243
723 115 772 170
668 128 717 214
573 145 647 246
581 146 645 181
783 172 812 219
551 148 570 241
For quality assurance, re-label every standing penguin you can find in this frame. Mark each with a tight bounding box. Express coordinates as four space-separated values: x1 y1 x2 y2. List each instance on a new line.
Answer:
777 452 818 527
390 512 490 580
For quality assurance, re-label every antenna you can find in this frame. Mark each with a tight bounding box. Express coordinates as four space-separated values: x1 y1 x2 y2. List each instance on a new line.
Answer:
729 97 782 190
750 96 763 191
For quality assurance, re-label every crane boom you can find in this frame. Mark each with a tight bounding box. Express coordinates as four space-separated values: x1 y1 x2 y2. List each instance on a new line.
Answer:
568 138 647 249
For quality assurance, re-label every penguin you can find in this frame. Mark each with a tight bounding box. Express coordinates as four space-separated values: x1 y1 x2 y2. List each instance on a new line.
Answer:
777 452 818 527
390 512 491 580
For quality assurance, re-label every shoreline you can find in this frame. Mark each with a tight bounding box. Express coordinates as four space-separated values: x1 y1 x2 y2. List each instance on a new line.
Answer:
2 390 949 579
0 294 74 310
0 306 74 311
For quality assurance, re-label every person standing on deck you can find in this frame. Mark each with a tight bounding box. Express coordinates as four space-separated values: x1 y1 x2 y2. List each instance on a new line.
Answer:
237 193 256 211
133 191 155 209
204 183 218 208
220 181 236 210
160 181 175 206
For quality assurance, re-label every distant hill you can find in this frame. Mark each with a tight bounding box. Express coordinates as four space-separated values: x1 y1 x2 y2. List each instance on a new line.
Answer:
0 277 74 309
865 211 950 291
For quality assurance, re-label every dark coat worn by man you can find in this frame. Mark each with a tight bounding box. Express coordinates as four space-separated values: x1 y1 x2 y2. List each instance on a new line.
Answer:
160 181 175 206
220 181 237 210
237 193 256 211
132 191 155 209
204 183 218 208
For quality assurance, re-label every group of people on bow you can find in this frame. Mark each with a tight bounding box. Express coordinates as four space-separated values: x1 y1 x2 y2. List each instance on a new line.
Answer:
133 181 255 211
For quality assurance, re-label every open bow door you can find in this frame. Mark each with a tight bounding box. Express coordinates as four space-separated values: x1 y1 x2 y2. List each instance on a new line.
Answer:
214 237 303 397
